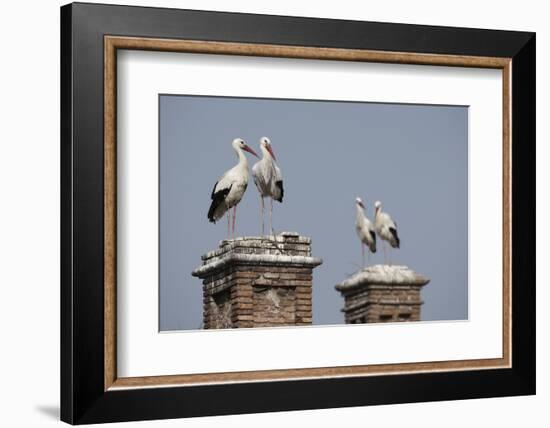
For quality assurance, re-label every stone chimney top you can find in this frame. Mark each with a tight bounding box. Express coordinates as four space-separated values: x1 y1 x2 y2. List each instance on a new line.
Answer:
192 232 322 278
336 265 430 291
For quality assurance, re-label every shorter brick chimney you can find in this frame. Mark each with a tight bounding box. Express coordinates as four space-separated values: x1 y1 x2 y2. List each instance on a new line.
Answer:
335 265 430 324
192 232 322 329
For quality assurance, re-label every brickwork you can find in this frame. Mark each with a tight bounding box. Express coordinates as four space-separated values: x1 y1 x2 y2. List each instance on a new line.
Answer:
335 265 430 324
192 232 322 329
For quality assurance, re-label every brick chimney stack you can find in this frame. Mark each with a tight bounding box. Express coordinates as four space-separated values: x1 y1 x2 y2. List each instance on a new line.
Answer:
192 232 322 329
335 265 430 324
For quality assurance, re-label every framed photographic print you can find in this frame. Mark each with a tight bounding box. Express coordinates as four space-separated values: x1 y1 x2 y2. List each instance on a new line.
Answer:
60 2 535 424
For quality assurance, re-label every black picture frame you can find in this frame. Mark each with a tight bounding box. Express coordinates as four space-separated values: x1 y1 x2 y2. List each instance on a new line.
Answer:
61 2 535 424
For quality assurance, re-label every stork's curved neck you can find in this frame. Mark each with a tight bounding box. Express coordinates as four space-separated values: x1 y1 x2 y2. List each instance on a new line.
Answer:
260 145 273 161
356 205 366 222
234 146 248 168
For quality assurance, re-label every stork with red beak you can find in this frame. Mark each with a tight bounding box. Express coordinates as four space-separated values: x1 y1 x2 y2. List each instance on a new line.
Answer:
207 138 259 238
252 137 284 235
355 197 376 266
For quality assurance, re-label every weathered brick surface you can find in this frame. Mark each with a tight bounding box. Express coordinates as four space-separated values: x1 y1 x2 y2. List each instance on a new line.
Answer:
192 232 322 329
335 265 430 324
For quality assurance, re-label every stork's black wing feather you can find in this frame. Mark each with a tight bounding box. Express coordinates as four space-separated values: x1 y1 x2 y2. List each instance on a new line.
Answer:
369 230 377 253
370 230 376 244
208 183 231 223
210 181 218 199
275 180 284 202
389 227 400 248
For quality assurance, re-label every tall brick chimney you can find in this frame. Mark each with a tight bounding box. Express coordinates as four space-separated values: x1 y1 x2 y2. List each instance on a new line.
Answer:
192 232 322 329
335 265 430 324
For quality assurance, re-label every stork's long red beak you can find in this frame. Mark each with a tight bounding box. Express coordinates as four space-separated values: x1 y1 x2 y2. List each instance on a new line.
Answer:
243 144 259 158
266 144 277 161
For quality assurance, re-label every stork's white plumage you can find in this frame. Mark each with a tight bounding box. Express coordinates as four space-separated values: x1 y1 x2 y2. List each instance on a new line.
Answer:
374 200 400 264
252 137 284 235
355 197 376 266
207 138 258 237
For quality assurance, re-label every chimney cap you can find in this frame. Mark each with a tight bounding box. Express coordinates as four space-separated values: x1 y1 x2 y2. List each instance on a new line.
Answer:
193 234 322 278
335 265 430 291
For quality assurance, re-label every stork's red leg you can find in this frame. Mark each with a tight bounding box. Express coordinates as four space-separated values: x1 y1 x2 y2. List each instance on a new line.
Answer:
227 210 231 238
260 196 265 236
269 198 273 235
232 206 237 238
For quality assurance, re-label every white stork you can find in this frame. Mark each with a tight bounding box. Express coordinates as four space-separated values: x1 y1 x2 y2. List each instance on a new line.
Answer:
207 138 259 237
374 200 400 264
355 197 376 266
252 137 284 235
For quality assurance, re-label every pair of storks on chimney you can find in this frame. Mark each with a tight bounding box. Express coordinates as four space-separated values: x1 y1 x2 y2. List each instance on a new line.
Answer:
355 197 400 266
207 137 283 237
206 138 400 264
